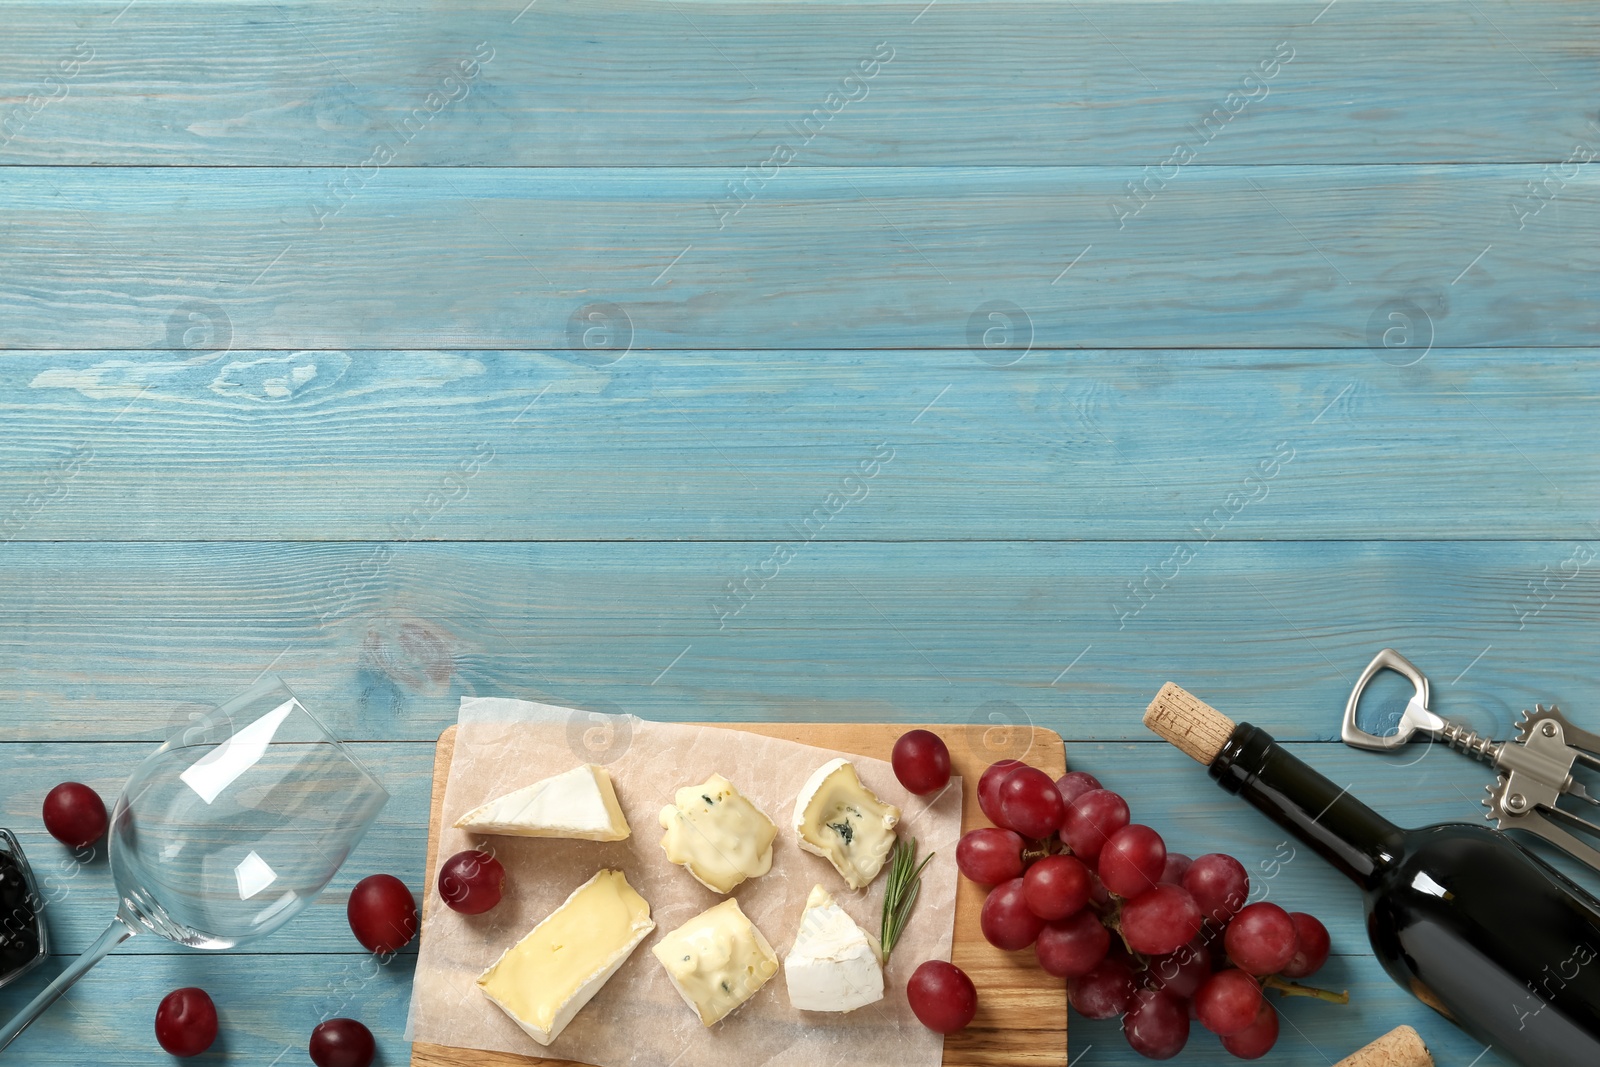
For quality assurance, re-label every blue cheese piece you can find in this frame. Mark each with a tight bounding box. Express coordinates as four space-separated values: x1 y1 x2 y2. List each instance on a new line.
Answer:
652 898 779 1026
659 774 777 893
793 758 900 890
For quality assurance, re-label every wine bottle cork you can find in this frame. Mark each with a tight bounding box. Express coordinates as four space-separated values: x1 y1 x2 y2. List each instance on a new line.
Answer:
1143 682 1237 765
1332 1025 1433 1067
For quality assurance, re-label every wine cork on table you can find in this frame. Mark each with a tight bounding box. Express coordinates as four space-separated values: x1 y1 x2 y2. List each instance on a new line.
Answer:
1332 1025 1433 1067
1144 682 1237 764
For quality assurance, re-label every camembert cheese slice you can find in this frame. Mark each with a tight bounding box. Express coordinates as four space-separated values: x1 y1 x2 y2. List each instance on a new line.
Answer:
793 758 900 889
455 763 631 841
784 884 884 1013
652 897 779 1026
658 773 776 893
476 869 654 1047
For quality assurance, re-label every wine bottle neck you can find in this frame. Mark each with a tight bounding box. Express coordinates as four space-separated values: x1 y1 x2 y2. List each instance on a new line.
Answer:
1209 723 1404 887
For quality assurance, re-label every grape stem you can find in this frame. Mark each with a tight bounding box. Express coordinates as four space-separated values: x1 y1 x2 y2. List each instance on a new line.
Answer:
1262 974 1350 1004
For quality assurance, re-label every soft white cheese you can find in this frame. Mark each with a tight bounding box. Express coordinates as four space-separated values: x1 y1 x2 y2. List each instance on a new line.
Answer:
454 763 631 841
658 773 776 893
652 897 779 1026
793 758 901 889
784 884 884 1013
476 869 654 1046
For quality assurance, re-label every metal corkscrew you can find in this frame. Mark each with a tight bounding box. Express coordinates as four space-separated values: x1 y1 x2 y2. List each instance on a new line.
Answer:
1342 648 1600 872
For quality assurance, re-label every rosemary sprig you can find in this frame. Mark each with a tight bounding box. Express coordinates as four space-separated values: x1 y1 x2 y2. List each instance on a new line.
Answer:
880 836 935 963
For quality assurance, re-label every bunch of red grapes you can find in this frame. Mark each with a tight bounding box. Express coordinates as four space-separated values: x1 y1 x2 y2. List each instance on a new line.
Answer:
958 760 1335 1060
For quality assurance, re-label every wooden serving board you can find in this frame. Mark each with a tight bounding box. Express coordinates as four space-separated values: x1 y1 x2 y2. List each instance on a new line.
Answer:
412 722 1068 1067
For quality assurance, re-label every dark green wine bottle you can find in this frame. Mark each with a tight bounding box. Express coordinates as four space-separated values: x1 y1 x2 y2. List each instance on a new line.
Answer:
1148 684 1600 1066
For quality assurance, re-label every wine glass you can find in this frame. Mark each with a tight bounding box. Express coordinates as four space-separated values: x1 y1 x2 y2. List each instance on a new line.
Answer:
0 677 388 1053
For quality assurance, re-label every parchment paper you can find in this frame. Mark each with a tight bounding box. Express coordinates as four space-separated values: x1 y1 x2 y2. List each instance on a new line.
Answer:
405 697 962 1067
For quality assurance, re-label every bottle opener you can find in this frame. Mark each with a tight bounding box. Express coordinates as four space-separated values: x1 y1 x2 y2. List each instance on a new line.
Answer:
1343 648 1600 872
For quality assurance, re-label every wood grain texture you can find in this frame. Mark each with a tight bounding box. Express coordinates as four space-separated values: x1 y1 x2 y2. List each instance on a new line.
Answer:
13 738 1598 962
1 166 1597 350
1 349 1599 541
0 2 1591 1065
0 540 1595 745
0 948 1515 1065
411 722 1068 1067
0 2 1596 167
0 953 418 1064
0 736 1539 1066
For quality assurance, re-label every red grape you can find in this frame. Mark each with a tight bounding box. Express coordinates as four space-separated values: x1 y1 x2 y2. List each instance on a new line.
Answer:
1221 1000 1280 1059
1282 912 1331 978
1054 770 1102 808
906 960 978 1034
1098 824 1167 899
1087 872 1110 908
1069 955 1137 1020
1061 789 1130 863
1160 852 1192 885
1034 910 1110 978
347 874 418 953
1022 855 1092 920
998 767 1066 839
892 730 952 795
956 827 1025 886
1183 853 1249 925
980 877 1046 950
438 850 505 915
1119 884 1202 956
42 782 107 849
1146 938 1211 999
1224 902 1298 976
310 1018 376 1067
154 987 218 1057
1194 968 1263 1036
978 759 1026 824
1123 988 1190 1060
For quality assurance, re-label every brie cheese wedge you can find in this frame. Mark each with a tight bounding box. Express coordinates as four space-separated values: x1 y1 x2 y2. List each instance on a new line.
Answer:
652 897 779 1026
658 773 777 893
793 758 900 889
784 884 884 1013
477 869 654 1046
455 763 631 841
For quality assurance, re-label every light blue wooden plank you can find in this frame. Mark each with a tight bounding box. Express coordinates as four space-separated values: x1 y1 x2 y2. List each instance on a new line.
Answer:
0 541 1594 744
0 742 433 955
0 1 1595 167
0 952 416 1065
11 737 1596 965
0 947 1514 1065
0 166 1596 350
0 349 1597 541
0 737 1544 1065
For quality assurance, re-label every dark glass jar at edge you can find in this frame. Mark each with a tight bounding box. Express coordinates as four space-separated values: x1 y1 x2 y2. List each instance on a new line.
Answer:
1212 723 1600 1067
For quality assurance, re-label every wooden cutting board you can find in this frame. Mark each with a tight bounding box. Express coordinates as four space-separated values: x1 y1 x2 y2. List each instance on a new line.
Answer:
411 722 1068 1067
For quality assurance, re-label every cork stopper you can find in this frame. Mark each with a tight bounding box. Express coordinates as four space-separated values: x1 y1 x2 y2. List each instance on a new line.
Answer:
1333 1026 1433 1067
1143 682 1237 765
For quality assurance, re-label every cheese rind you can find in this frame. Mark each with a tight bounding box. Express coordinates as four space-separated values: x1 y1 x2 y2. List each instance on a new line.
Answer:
652 898 779 1026
476 869 654 1046
455 763 631 841
784 884 885 1013
658 773 777 893
793 758 901 889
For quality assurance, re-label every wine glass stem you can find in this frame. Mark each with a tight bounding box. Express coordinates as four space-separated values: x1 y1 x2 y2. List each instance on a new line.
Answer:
0 914 135 1055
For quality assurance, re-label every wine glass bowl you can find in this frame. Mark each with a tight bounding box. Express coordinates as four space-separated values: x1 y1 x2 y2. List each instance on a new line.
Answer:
109 678 388 948
0 676 387 1053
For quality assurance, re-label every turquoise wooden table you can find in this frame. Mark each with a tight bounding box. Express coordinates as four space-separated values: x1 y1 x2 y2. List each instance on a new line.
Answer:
3 1 1598 1063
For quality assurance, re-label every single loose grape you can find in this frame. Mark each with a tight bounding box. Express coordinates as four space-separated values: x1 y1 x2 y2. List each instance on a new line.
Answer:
892 729 953 795
906 960 978 1034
